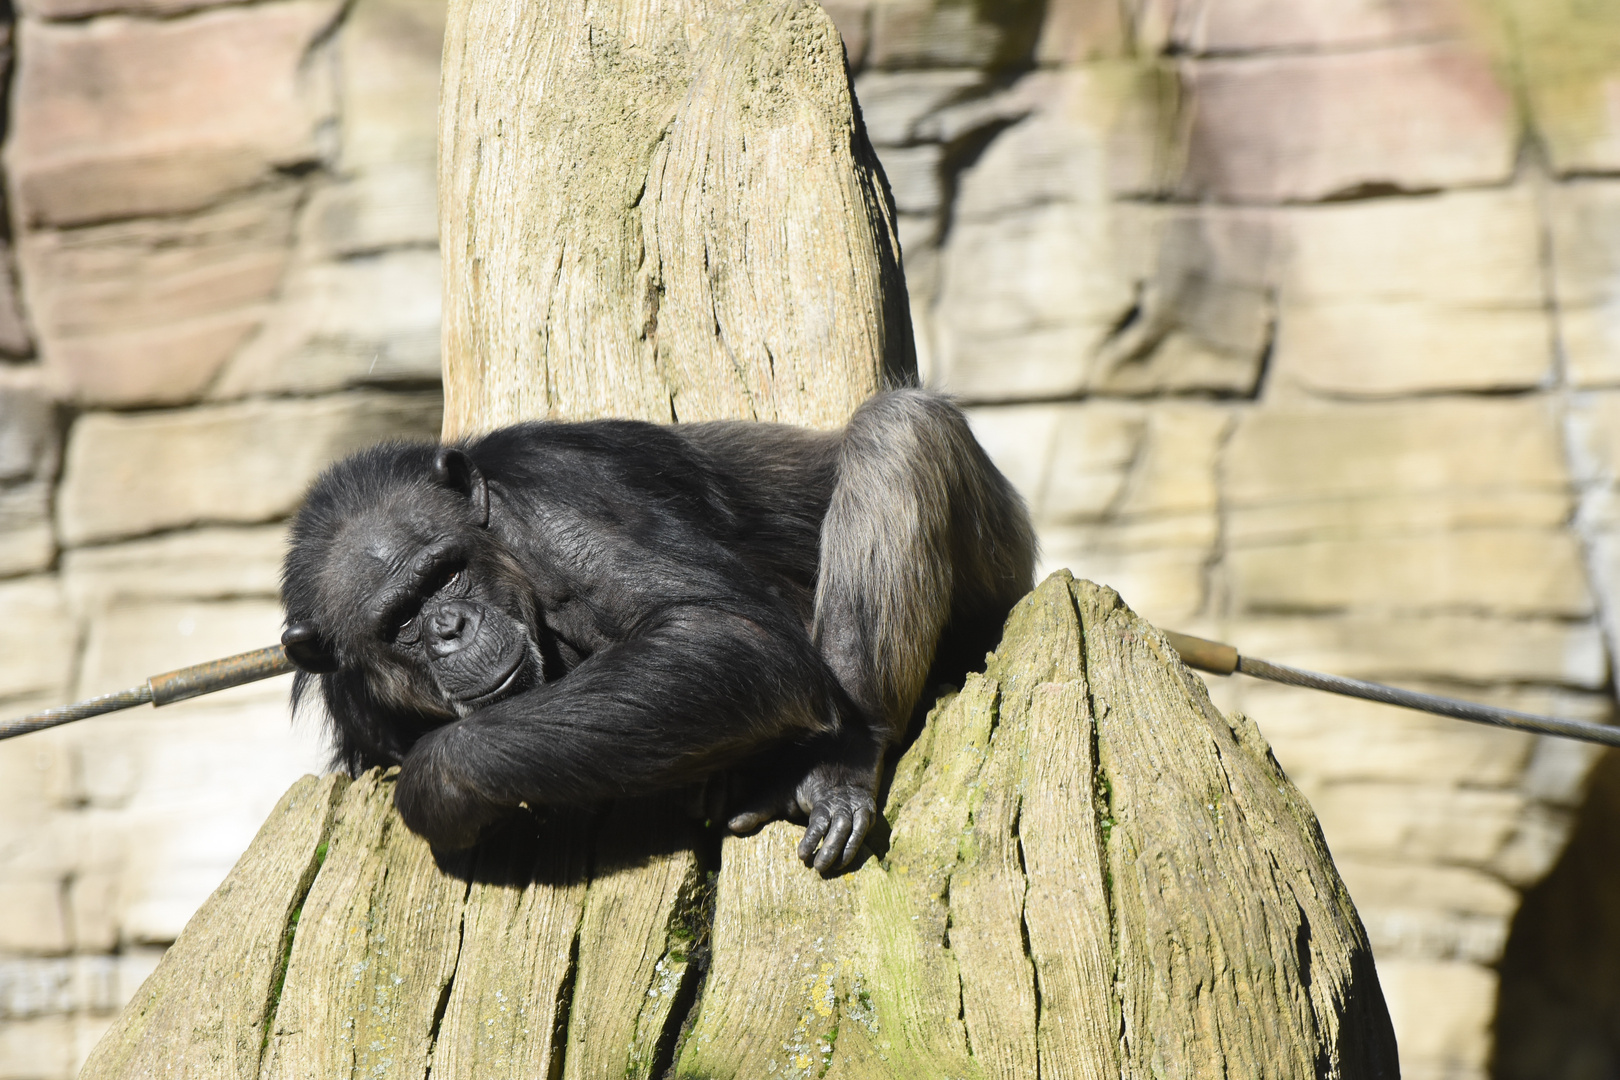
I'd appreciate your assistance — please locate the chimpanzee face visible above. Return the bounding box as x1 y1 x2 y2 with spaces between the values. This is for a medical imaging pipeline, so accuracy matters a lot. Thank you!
282 450 544 721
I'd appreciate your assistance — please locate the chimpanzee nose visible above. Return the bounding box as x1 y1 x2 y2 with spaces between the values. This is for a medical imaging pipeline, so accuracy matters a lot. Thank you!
426 603 481 658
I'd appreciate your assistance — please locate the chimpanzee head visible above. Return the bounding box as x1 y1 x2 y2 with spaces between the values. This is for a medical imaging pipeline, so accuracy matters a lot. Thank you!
281 443 544 770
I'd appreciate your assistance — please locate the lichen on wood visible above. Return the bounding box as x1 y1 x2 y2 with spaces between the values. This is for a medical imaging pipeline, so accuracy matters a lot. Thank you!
82 575 1397 1079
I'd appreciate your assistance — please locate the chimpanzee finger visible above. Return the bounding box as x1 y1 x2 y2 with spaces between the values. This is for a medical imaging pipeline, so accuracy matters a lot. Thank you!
814 813 854 875
799 811 831 865
727 808 775 835
840 805 872 868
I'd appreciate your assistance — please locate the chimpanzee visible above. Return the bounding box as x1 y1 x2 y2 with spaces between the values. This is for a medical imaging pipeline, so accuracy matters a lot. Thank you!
279 389 1035 872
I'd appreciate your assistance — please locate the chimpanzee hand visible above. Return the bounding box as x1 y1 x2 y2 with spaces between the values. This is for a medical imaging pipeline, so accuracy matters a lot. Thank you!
393 723 510 851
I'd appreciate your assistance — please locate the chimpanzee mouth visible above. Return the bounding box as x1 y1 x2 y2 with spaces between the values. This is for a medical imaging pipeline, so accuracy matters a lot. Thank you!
453 651 531 712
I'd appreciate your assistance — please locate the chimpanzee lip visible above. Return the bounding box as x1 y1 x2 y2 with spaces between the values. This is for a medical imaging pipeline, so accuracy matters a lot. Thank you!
455 651 527 708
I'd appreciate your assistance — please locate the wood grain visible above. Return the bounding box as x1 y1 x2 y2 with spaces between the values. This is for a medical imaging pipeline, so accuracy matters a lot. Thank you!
1020 681 1119 1080
260 769 470 1080
426 808 588 1080
1074 578 1400 1076
78 773 347 1080
438 0 911 437
562 800 706 1080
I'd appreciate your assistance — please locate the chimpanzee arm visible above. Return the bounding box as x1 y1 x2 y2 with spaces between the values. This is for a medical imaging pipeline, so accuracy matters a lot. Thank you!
393 602 873 856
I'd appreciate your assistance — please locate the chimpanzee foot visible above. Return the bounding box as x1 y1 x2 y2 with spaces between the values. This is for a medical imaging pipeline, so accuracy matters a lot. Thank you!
713 746 881 872
723 774 798 836
724 805 780 835
719 771 874 872
795 770 877 874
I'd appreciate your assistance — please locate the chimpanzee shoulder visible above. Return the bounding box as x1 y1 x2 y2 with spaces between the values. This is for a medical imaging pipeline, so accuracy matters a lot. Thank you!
462 418 839 601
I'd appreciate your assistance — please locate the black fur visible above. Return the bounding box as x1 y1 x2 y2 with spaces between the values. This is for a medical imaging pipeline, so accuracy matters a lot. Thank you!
281 389 1035 871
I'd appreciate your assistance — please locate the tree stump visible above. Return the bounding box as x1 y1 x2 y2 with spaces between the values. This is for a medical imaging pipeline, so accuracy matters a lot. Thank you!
82 574 1397 1078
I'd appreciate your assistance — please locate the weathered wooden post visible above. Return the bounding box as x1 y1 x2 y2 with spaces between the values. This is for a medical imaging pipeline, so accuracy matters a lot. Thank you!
81 0 1399 1075
436 0 913 434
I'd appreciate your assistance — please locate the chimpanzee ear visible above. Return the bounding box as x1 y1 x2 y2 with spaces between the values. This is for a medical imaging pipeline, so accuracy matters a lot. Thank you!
433 447 489 527
282 622 340 674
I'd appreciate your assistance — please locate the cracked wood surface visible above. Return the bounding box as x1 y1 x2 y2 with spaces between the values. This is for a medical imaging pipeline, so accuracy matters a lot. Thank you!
437 0 913 438
75 773 346 1080
259 771 468 1080
81 574 1398 1079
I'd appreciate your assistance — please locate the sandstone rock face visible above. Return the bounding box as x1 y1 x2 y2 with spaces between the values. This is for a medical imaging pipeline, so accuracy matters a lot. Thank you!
1271 189 1552 396
0 384 59 577
61 526 288 609
311 0 443 257
0 577 76 709
1179 44 1517 203
8 3 342 228
931 72 1134 400
0 0 447 1071
1550 182 1620 388
1509 0 1620 175
210 251 442 397
19 189 303 406
1379 958 1499 1074
56 393 442 546
968 400 1229 624
1171 0 1473 54
835 0 1045 71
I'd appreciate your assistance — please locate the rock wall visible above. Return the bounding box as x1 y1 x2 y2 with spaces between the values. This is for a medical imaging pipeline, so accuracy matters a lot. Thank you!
0 0 445 1073
0 0 1616 1077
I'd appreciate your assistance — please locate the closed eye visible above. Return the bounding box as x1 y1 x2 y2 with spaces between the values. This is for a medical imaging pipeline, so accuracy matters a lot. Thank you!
395 612 421 646
384 564 466 646
424 564 465 597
